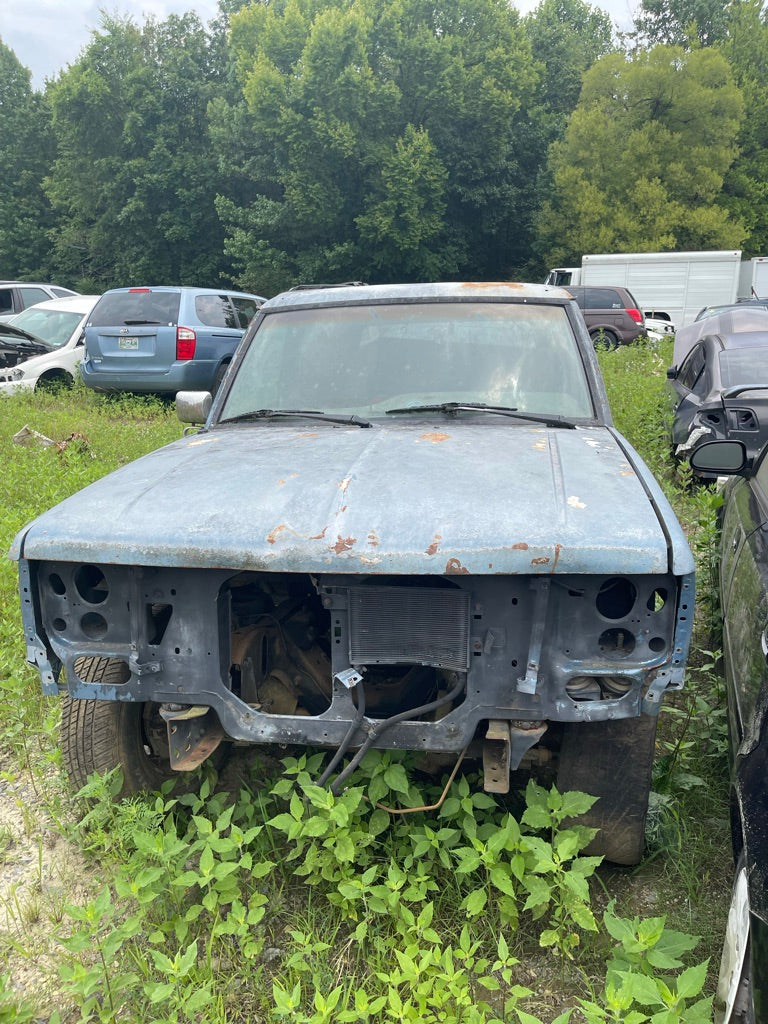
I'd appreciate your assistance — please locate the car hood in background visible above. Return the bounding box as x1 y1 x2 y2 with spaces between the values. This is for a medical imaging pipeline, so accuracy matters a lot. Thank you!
13 424 691 576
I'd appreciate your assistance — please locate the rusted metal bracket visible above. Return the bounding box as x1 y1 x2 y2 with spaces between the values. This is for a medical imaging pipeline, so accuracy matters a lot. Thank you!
483 720 511 793
161 704 224 771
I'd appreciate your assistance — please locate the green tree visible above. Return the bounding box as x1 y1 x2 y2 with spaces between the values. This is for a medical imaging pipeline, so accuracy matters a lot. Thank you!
0 40 57 280
632 0 734 47
537 45 745 266
721 0 768 258
45 12 230 291
215 0 540 293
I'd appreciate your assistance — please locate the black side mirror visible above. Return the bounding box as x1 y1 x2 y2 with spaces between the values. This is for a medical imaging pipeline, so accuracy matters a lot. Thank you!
666 367 678 380
690 439 748 475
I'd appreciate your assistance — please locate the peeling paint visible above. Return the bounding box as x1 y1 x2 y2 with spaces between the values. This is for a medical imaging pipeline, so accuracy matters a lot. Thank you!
309 527 328 541
552 543 563 571
420 432 450 444
512 542 529 550
367 531 380 547
567 496 586 509
445 557 469 574
531 556 550 566
340 477 351 494
333 535 356 554
267 525 287 545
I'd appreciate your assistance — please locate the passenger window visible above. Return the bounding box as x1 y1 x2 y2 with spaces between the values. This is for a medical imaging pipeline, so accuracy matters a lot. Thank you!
231 297 260 329
19 287 49 307
677 345 705 391
0 289 13 314
195 295 238 328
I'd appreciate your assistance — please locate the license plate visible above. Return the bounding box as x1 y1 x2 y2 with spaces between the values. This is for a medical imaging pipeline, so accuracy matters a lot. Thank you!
118 336 139 350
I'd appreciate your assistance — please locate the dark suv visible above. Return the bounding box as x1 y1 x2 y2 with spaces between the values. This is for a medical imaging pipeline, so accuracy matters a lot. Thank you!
81 286 266 395
567 285 646 347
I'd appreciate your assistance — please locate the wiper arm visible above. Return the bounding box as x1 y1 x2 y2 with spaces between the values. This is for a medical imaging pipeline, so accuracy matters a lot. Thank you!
385 402 576 429
123 319 163 326
221 409 372 428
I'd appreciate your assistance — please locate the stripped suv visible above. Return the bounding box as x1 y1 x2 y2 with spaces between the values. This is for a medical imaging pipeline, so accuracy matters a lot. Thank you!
12 283 694 864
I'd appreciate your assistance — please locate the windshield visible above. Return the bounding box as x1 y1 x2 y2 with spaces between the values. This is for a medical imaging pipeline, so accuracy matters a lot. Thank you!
220 301 594 422
10 308 84 349
719 348 768 388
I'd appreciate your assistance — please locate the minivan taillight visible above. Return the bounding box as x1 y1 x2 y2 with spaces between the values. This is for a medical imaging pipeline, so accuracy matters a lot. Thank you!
627 308 644 324
176 327 196 360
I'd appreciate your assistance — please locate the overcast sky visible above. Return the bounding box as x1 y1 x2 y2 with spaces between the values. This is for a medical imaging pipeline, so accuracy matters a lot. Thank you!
3 0 638 90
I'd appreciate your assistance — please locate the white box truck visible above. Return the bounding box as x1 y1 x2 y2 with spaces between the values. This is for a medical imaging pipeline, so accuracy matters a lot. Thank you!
545 250 759 330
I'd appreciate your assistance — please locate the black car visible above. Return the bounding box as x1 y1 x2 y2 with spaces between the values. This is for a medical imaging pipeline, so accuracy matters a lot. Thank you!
667 332 768 471
690 438 768 1023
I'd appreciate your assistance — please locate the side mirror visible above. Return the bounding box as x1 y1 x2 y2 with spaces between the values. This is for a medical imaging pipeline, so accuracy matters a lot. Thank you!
689 439 748 475
666 367 678 380
177 390 212 425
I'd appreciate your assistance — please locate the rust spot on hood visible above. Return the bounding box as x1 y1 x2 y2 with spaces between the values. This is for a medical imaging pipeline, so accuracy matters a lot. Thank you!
333 535 356 553
340 477 351 494
368 531 380 547
445 557 469 574
421 432 450 443
512 542 529 550
267 525 287 545
426 534 442 556
531 556 550 566
309 527 328 541
552 543 563 571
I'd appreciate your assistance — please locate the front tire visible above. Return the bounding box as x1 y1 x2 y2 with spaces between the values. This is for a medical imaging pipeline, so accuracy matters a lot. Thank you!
557 715 657 865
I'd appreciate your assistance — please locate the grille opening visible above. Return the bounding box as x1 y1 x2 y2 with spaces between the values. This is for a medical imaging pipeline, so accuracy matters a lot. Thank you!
49 573 66 596
647 588 667 612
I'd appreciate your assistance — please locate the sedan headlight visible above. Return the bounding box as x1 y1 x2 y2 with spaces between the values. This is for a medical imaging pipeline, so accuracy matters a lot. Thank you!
0 368 26 382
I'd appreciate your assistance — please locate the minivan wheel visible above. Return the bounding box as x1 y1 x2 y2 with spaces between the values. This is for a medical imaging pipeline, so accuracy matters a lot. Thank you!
590 329 618 350
212 361 230 394
556 715 657 865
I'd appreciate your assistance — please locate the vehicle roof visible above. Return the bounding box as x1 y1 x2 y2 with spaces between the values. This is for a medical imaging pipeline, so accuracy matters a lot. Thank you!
263 282 571 309
100 285 267 299
0 280 75 288
15 295 100 315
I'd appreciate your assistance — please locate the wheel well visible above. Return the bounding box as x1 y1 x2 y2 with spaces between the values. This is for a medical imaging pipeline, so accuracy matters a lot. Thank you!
36 369 73 389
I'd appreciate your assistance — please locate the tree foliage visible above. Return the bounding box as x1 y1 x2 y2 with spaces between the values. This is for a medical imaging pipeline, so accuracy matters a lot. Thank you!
721 0 768 258
0 40 57 279
217 0 540 292
44 13 229 291
537 45 745 265
632 0 733 48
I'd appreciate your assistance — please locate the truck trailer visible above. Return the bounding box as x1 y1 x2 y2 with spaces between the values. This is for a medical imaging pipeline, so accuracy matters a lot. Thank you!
545 251 766 330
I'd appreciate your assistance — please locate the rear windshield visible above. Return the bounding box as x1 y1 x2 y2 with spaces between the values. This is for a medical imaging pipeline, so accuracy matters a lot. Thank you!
221 301 594 421
719 348 768 388
88 290 181 327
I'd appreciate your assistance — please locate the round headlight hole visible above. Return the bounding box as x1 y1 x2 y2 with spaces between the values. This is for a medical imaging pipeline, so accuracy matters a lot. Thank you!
598 628 636 656
74 565 109 605
81 613 108 640
596 578 637 619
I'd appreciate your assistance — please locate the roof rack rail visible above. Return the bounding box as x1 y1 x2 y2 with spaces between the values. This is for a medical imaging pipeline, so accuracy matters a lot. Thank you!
288 281 367 291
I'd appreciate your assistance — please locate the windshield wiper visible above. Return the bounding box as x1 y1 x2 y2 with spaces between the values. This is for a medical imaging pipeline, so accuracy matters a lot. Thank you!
385 402 577 429
221 409 372 428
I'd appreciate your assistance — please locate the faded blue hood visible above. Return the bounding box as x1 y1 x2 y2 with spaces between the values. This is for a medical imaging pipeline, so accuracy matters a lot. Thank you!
13 423 692 576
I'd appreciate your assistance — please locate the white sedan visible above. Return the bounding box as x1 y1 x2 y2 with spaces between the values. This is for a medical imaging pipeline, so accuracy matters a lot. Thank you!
0 295 99 392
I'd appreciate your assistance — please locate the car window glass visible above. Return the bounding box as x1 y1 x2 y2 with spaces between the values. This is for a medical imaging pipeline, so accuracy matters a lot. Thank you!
51 287 76 297
719 348 768 389
231 297 260 329
88 291 180 326
0 289 13 314
753 446 768 500
221 302 594 420
195 294 239 328
10 308 83 348
584 288 622 310
678 345 705 391
19 287 50 307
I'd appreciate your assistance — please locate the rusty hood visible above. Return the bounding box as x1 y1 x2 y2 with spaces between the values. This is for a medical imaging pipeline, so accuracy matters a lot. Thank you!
12 423 691 576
